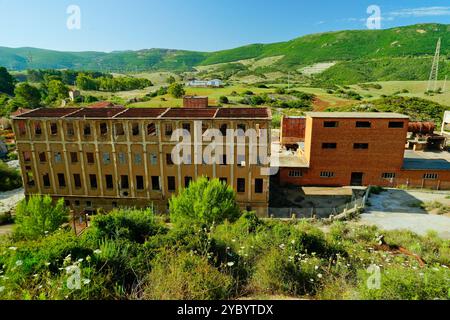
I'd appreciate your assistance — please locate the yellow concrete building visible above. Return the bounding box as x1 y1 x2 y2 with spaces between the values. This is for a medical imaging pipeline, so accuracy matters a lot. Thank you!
11 106 272 216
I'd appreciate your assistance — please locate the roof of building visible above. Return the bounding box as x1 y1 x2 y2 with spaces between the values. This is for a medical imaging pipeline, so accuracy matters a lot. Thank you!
11 107 271 120
304 112 409 119
403 150 450 170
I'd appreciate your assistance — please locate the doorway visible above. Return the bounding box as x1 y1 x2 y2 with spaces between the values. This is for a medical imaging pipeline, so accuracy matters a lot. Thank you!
351 172 364 186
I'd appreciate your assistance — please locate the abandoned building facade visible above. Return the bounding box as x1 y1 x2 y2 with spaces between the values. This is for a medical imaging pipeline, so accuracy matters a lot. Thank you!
279 112 450 190
11 105 272 216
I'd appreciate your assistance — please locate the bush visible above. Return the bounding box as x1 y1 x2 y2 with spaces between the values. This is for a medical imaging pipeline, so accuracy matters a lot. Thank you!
92 208 166 243
219 96 229 104
168 83 185 98
0 161 22 191
14 195 69 240
169 177 240 227
143 250 233 300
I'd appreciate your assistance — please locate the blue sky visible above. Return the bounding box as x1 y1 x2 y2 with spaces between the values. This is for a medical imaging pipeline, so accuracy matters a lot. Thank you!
0 0 449 52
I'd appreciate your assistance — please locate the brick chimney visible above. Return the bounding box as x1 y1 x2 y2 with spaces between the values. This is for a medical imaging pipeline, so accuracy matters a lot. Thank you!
183 96 209 108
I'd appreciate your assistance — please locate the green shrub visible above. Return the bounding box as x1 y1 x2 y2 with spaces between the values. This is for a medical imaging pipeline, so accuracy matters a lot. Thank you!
219 96 229 104
92 208 165 243
169 177 240 227
14 195 69 240
144 250 233 300
0 161 22 191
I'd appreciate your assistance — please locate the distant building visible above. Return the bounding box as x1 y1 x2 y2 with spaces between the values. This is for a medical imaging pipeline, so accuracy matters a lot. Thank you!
69 90 81 102
186 79 223 88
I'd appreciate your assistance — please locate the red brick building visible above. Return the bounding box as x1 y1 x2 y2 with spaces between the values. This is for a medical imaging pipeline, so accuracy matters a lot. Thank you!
279 112 450 190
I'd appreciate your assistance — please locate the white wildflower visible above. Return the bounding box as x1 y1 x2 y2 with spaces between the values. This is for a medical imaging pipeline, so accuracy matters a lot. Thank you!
227 262 235 267
82 279 91 285
94 249 102 255
8 247 17 251
15 260 23 267
318 273 323 279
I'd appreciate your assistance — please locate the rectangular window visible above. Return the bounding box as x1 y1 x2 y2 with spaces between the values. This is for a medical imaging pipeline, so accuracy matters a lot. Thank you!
73 174 82 189
288 170 302 177
54 152 62 163
132 123 140 136
57 173 66 188
166 153 174 165
105 175 114 190
100 123 108 135
324 121 338 128
89 174 98 189
34 122 42 135
70 152 78 163
423 173 438 180
151 176 160 191
165 124 173 136
136 176 144 190
182 123 191 135
237 154 246 167
23 151 32 162
26 169 35 187
354 143 369 150
18 121 26 136
103 152 111 165
237 178 246 193
322 143 337 149
67 123 75 136
382 173 396 179
167 176 176 192
220 124 228 136
255 179 264 194
84 124 91 136
50 123 58 135
202 123 209 135
134 153 142 165
118 152 127 165
221 154 227 165
86 201 92 208
237 124 246 135
147 123 157 136
150 153 158 165
86 152 95 164
219 177 227 185
115 123 125 136
184 176 193 188
356 121 371 128
39 152 46 163
320 171 335 178
43 173 51 188
389 121 404 128
121 175 129 189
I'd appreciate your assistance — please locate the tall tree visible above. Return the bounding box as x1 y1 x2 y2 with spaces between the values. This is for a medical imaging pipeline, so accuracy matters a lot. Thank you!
0 67 16 95
14 83 41 108
168 82 185 98
45 79 69 104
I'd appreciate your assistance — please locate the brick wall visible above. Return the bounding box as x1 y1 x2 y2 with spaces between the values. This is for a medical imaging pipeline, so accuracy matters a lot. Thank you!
183 96 209 108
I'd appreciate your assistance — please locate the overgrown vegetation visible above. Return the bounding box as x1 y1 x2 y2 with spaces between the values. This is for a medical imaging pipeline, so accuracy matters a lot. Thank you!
0 161 22 192
0 181 448 300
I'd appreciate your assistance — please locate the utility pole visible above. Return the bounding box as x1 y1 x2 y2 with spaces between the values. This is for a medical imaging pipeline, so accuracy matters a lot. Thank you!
427 38 441 92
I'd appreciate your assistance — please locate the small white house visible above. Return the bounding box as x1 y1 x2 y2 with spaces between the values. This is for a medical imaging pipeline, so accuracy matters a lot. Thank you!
186 79 223 88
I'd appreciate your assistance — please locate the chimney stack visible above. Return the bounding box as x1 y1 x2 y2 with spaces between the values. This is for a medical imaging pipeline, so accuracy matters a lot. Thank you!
183 96 209 108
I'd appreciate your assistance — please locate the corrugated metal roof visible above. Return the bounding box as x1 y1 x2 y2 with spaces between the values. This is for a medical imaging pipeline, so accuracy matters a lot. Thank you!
216 108 269 118
16 108 81 118
161 108 218 118
66 107 126 118
116 108 168 118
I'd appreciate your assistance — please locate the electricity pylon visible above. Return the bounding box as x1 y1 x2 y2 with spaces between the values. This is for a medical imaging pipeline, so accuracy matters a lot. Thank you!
427 38 441 92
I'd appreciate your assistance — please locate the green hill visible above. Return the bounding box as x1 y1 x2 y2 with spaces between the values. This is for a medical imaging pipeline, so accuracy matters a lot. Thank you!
1 23 448 83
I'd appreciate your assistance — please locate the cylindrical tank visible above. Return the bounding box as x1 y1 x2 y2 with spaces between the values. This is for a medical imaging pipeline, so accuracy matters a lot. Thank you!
408 122 435 135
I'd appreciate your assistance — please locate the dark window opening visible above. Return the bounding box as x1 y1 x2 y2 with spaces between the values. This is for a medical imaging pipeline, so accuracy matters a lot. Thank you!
220 124 228 136
147 123 156 136
89 174 98 189
165 124 173 136
121 175 129 189
74 174 82 189
39 152 47 163
356 121 371 128
322 143 337 149
105 175 114 189
255 179 263 194
65 200 71 207
151 176 160 191
67 123 75 136
34 122 42 135
57 173 66 188
23 151 32 162
184 176 193 188
87 152 95 164
354 143 369 149
43 173 51 188
100 123 108 136
324 121 339 128
167 176 176 192
50 123 58 135
115 123 125 136
70 152 78 163
84 124 91 136
237 178 246 193
389 121 404 128
182 123 191 134
166 153 174 165
26 169 35 187
136 176 144 190
132 123 140 136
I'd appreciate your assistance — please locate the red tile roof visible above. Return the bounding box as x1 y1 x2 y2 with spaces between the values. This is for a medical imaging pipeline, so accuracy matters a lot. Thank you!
116 108 168 118
16 108 81 118
161 108 218 119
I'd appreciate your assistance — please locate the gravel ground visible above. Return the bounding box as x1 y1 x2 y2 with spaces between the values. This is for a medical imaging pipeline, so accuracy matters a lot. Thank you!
0 188 25 215
360 189 450 239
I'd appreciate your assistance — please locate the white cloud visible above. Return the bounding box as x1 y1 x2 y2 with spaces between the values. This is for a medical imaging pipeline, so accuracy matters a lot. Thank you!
389 6 450 17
